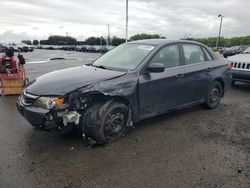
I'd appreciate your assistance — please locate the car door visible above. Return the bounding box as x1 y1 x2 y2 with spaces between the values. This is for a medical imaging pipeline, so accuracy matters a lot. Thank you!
138 43 187 116
180 43 212 103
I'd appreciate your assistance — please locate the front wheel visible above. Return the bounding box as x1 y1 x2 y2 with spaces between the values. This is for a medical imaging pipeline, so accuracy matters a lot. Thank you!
81 101 129 144
204 81 223 109
101 103 129 141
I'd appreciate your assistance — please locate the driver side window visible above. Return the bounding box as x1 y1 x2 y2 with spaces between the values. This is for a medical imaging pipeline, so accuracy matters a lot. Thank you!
150 44 180 69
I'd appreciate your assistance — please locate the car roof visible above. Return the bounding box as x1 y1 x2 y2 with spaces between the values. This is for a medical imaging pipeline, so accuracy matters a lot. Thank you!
128 39 204 46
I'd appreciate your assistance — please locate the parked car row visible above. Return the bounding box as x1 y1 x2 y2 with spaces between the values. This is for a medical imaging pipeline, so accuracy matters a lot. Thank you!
36 45 115 53
18 46 34 52
211 46 247 58
0 43 34 53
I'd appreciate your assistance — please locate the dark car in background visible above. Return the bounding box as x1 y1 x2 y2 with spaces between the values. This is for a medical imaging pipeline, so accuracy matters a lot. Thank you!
18 46 29 52
223 46 246 58
228 46 250 84
17 39 231 145
18 45 34 52
99 46 109 53
79 46 87 52
86 46 96 53
212 47 226 53
0 45 6 52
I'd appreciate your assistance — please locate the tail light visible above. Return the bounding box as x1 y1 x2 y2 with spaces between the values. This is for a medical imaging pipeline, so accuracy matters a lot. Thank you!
227 63 232 71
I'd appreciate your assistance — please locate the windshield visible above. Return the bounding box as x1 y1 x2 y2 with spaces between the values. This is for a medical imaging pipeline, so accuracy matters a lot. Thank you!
242 47 250 54
92 43 154 70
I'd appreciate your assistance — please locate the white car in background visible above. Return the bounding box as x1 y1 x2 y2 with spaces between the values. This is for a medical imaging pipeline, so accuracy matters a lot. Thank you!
228 46 250 85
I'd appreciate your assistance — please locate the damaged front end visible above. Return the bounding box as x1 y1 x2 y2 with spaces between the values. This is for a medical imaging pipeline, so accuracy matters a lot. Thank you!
17 90 93 134
16 66 137 145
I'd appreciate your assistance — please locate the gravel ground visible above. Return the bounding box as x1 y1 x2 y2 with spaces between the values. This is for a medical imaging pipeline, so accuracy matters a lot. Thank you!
0 50 249 188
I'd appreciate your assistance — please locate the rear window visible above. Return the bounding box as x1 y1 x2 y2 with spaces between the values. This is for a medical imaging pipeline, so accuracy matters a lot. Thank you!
202 47 213 61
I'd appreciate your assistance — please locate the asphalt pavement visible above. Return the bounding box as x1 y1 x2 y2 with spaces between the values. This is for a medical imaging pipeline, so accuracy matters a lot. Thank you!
0 50 249 188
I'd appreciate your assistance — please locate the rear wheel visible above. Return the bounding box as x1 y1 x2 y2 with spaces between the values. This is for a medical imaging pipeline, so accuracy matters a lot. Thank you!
204 81 223 109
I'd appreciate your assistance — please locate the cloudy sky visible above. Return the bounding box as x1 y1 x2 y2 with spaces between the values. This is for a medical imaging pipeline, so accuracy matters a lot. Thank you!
0 0 249 42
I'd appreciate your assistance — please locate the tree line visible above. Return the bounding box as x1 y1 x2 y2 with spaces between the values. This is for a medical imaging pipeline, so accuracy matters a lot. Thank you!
22 34 250 47
184 36 250 47
21 33 160 46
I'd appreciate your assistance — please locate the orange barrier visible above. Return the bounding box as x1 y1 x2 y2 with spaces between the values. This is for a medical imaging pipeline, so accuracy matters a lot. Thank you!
0 67 26 96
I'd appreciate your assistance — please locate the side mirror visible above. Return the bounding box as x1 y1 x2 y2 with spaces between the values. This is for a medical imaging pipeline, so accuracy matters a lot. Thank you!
147 63 165 73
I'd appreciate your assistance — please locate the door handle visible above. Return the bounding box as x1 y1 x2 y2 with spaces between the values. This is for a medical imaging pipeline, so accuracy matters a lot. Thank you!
176 74 184 78
206 68 213 72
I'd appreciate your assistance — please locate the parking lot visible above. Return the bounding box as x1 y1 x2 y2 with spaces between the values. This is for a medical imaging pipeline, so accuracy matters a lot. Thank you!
0 50 250 188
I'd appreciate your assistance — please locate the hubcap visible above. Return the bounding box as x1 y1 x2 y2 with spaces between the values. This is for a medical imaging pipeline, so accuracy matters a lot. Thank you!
209 87 219 103
104 111 126 140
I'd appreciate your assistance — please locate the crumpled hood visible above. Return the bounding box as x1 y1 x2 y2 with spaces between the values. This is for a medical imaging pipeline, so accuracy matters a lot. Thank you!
26 65 126 96
228 54 250 62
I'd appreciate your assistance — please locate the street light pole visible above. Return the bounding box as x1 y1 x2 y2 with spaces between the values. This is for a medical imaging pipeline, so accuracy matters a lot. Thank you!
107 24 110 46
216 14 224 48
126 0 128 43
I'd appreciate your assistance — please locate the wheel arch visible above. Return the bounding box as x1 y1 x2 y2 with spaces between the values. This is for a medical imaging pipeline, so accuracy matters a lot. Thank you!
80 93 133 144
86 92 131 107
213 77 225 97
85 92 133 118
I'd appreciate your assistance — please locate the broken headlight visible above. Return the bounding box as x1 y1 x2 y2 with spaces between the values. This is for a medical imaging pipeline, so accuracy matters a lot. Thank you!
33 97 64 109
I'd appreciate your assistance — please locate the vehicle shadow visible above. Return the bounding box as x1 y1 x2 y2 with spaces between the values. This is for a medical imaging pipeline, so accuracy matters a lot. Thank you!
23 103 205 150
232 82 250 92
134 105 203 130
20 103 224 187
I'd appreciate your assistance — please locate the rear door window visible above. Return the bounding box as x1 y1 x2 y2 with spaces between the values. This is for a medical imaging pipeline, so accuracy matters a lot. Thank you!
182 44 205 65
202 47 213 61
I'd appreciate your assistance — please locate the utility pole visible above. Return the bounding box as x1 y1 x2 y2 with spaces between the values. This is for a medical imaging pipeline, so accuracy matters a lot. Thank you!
126 0 128 43
107 24 110 46
216 15 224 48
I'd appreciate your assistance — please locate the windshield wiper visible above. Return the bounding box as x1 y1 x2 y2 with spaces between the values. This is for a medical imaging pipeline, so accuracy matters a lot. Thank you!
92 64 107 69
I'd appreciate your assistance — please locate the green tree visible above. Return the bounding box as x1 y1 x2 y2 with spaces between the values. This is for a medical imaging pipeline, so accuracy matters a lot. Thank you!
85 37 106 45
39 40 48 45
47 35 77 45
33 40 39 45
111 36 126 46
21 40 32 45
185 35 250 47
130 33 160 41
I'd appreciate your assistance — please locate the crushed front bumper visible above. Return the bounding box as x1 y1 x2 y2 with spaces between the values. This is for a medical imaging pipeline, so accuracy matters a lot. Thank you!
17 95 82 133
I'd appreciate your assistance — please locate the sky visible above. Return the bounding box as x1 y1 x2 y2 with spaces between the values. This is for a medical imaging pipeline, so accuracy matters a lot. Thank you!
0 0 249 43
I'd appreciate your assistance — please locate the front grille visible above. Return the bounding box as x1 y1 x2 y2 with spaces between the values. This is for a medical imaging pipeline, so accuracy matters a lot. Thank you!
231 62 250 71
21 91 39 106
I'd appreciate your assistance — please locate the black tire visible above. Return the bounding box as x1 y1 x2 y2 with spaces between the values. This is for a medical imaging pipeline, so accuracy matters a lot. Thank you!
81 101 129 144
204 81 223 109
